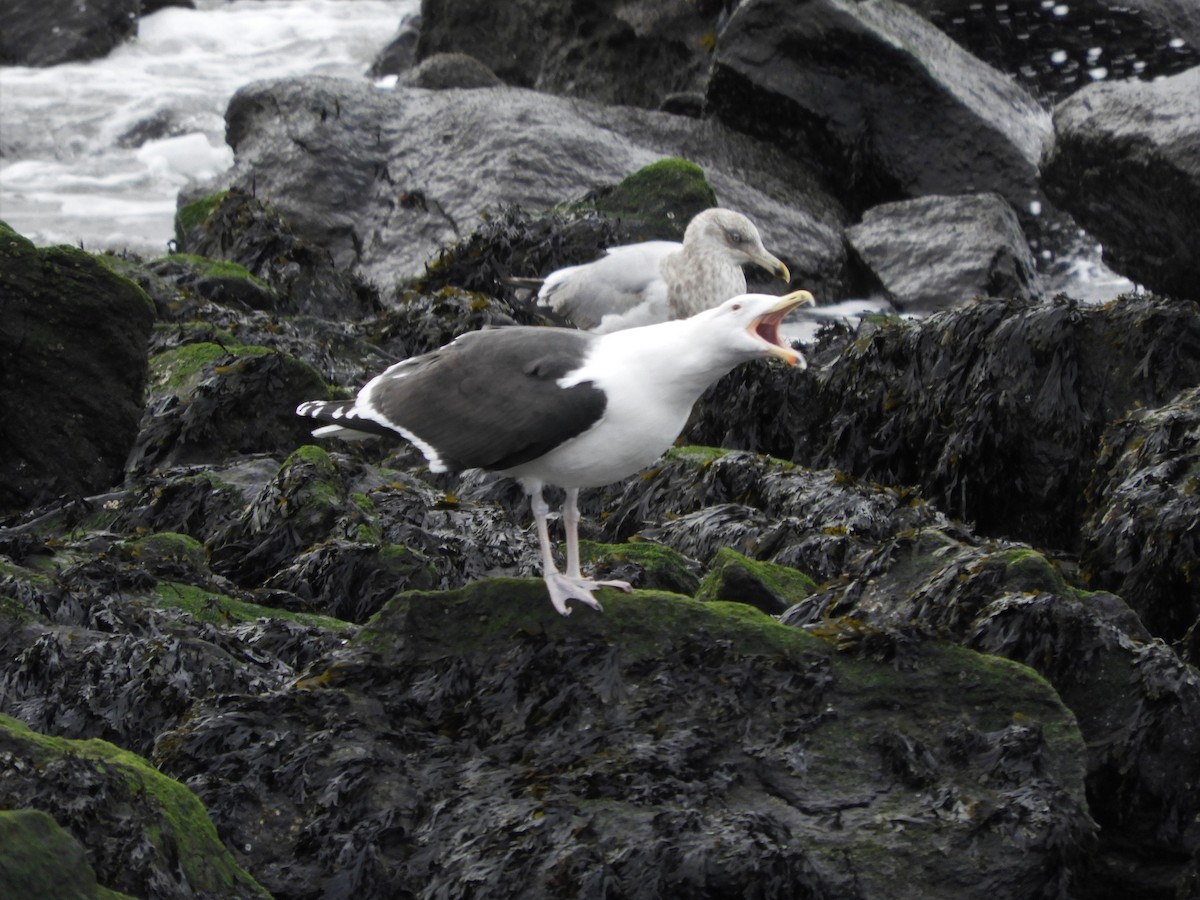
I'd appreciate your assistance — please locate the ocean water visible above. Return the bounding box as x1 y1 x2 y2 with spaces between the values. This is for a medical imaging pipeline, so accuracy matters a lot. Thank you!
0 0 414 257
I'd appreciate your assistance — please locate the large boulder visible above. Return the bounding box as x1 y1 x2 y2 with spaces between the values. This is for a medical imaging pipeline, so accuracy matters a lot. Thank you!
415 0 723 109
0 222 155 511
846 193 1040 312
0 0 139 66
155 580 1094 899
707 0 1052 215
781 532 1200 897
1042 66 1200 300
215 77 848 292
685 294 1200 551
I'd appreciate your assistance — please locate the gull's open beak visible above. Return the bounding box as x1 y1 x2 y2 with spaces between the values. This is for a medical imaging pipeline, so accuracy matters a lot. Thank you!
753 290 814 366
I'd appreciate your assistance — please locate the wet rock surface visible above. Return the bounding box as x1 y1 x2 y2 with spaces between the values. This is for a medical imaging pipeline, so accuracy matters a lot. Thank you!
1043 66 1200 301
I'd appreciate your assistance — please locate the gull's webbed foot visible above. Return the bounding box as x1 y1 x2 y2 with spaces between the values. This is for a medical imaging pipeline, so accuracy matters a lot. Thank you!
544 573 633 616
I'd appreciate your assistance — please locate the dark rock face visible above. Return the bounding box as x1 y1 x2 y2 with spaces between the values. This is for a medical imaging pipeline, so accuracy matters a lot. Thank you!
155 581 1093 900
416 0 723 109
1042 66 1200 301
1082 385 1200 652
780 532 1200 898
707 0 1052 215
0 224 155 512
0 0 139 66
846 193 1041 312
687 295 1200 552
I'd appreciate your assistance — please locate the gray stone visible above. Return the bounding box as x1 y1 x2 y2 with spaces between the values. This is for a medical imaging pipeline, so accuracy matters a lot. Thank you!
708 0 1052 215
217 77 848 292
846 193 1040 312
1043 66 1200 300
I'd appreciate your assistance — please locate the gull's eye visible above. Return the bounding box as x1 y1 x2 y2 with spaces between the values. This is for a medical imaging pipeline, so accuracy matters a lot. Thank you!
727 230 745 244
731 303 742 311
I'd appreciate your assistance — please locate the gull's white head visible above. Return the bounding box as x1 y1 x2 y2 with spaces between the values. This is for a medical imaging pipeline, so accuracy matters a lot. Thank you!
687 290 815 369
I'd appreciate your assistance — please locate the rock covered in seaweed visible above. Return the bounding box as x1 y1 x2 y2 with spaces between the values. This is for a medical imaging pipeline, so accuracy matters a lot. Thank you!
780 531 1200 897
154 579 1094 899
687 294 1200 552
1082 385 1200 653
0 713 269 899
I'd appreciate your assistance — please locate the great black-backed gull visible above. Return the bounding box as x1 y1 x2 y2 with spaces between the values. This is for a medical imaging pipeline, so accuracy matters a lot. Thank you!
296 290 814 614
534 208 791 333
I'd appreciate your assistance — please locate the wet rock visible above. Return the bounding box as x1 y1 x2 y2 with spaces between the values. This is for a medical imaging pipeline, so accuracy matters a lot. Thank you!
0 534 348 755
577 540 703 595
418 159 737 300
400 52 501 89
0 0 139 66
216 77 848 291
0 223 155 512
781 530 1200 897
687 294 1200 551
846 193 1041 312
708 0 1052 215
174 189 382 319
155 579 1094 899
908 0 1200 102
595 447 952 584
0 808 124 900
695 547 817 615
368 11 421 78
1082 385 1200 652
0 713 268 898
127 341 333 476
1042 66 1200 300
416 0 723 109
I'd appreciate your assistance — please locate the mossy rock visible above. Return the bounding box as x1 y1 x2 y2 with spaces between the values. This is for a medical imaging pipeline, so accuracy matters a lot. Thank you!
175 191 229 237
0 221 156 512
154 580 352 632
145 252 277 311
0 808 134 900
578 157 718 241
131 343 334 474
695 546 817 614
0 714 269 899
577 539 703 595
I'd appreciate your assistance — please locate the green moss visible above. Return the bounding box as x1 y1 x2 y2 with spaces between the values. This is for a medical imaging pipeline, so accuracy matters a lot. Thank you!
154 581 353 632
153 252 268 289
0 713 270 898
0 808 135 899
148 341 269 393
695 547 817 609
575 158 718 240
127 532 207 569
665 445 732 467
176 191 229 235
361 577 825 663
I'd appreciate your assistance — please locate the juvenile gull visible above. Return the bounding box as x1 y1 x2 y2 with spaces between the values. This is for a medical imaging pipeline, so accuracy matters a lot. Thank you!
535 208 791 333
296 290 815 615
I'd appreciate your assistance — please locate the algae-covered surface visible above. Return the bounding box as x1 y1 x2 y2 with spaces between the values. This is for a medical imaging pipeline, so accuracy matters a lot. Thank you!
154 579 1092 899
0 713 269 899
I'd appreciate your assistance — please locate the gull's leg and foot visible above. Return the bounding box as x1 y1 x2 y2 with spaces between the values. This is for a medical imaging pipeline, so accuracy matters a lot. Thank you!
529 485 629 616
562 487 632 598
